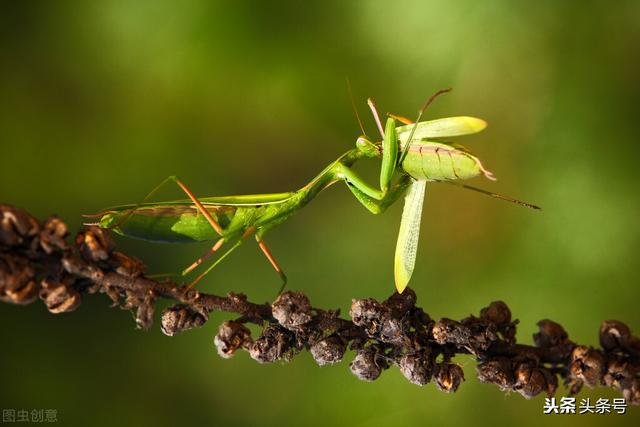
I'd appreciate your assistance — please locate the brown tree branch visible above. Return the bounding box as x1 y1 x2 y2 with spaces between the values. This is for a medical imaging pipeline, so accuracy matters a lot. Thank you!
1 204 638 404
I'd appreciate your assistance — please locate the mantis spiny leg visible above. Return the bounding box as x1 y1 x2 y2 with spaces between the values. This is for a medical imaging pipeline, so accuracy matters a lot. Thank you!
170 176 224 235
151 176 228 287
181 237 226 276
114 175 229 288
187 240 243 289
255 235 288 294
110 175 225 236
186 227 256 289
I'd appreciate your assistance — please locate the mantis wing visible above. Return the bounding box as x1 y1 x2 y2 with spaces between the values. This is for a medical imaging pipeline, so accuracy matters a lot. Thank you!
397 116 486 144
394 179 426 294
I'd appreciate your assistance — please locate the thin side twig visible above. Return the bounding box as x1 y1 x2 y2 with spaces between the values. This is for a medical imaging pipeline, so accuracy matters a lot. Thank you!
0 204 638 404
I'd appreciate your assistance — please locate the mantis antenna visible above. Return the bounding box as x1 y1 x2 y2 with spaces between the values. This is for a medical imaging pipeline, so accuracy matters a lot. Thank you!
346 77 368 138
442 181 541 210
398 88 452 165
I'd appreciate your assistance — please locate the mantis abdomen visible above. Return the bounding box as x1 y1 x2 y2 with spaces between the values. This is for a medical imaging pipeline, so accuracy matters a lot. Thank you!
97 191 306 244
402 141 494 182
98 205 236 243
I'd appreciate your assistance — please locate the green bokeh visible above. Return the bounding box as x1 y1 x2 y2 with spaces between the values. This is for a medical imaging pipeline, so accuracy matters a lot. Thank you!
1 1 639 426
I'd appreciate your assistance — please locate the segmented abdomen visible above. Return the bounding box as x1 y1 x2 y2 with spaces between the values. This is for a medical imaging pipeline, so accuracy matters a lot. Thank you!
98 204 237 243
401 141 482 181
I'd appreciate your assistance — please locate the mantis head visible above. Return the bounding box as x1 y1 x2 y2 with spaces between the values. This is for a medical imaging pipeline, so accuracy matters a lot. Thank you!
355 136 380 158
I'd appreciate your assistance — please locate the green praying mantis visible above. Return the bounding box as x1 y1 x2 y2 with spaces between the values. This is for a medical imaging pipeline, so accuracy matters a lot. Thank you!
90 89 540 294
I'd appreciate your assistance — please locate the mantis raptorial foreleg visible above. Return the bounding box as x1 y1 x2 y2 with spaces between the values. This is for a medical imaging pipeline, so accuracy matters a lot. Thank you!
366 99 399 193
334 116 401 210
335 164 385 200
379 117 398 193
346 175 411 214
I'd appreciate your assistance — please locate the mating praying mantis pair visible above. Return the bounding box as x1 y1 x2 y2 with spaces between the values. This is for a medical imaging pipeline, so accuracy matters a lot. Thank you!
90 89 539 294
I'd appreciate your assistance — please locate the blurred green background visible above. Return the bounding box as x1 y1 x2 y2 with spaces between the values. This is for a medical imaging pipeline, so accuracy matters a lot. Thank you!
1 0 639 426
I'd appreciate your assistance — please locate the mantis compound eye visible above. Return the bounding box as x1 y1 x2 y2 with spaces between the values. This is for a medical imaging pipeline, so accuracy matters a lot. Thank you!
356 136 379 157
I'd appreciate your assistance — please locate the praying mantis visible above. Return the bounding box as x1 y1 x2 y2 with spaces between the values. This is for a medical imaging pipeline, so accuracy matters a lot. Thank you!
90 90 539 294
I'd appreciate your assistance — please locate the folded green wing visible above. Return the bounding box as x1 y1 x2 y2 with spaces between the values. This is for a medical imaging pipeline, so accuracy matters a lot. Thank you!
397 116 486 144
394 179 426 293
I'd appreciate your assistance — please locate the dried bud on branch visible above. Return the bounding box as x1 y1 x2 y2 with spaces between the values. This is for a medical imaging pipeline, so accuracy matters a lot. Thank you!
310 334 346 366
398 349 434 386
249 325 296 363
161 304 209 336
534 319 570 348
76 227 114 262
271 291 312 329
0 205 39 247
39 278 81 314
214 321 252 358
434 363 465 393
0 253 38 305
350 348 385 382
